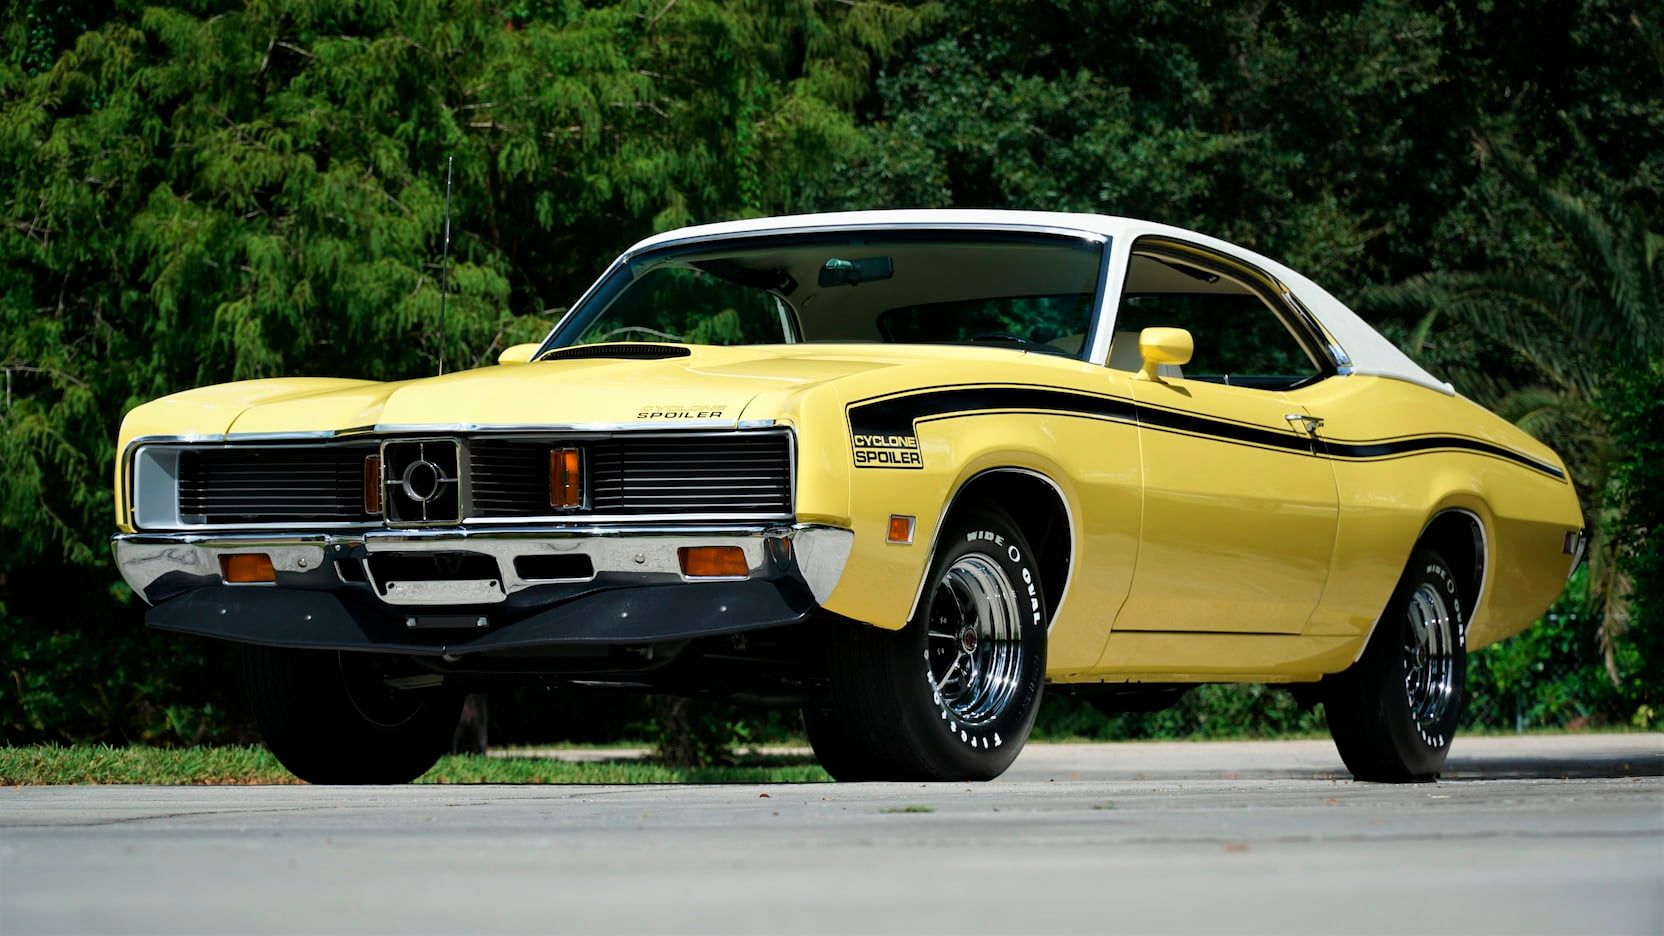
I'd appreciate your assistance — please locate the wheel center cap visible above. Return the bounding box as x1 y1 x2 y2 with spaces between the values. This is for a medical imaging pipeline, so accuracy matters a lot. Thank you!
958 626 978 654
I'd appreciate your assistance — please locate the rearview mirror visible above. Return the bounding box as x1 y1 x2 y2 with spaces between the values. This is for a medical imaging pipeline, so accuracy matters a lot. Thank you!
498 343 540 365
1137 327 1193 381
818 256 894 288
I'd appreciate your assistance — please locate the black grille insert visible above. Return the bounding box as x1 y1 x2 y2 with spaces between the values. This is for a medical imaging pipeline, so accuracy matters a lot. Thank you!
469 433 792 518
178 446 376 524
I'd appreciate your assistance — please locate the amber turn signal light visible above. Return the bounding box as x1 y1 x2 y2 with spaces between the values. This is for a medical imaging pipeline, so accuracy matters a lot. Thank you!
220 553 276 584
364 454 383 515
550 448 582 509
678 546 749 579
887 515 916 544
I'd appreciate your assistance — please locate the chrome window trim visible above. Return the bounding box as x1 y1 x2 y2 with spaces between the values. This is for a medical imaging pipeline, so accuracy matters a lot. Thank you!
1110 236 1343 383
124 426 796 532
1327 343 1356 376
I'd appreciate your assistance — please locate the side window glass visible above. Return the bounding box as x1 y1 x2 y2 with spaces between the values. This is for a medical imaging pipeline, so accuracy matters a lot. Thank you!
1112 251 1322 389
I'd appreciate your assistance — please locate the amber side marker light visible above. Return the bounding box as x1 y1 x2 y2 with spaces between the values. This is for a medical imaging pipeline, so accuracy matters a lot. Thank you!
364 455 383 515
887 515 916 545
678 546 749 579
550 447 582 508
220 553 276 584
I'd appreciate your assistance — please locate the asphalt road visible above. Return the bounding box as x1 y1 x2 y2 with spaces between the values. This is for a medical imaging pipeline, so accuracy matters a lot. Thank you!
2 735 1660 935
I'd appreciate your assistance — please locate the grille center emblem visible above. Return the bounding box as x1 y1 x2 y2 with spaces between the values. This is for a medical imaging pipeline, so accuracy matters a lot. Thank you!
400 459 444 503
381 439 462 524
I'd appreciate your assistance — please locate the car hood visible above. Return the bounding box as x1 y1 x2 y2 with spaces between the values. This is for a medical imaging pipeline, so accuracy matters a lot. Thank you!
217 345 920 436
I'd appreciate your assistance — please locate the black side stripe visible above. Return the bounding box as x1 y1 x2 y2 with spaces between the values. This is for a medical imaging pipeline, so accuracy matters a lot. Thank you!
848 386 1135 438
1321 434 1563 477
845 385 1566 481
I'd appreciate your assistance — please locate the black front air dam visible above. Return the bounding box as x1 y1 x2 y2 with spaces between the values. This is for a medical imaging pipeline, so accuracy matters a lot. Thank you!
146 580 818 656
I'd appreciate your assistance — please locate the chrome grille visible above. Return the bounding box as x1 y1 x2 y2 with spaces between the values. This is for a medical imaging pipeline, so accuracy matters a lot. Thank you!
177 446 375 524
469 433 792 518
158 431 792 527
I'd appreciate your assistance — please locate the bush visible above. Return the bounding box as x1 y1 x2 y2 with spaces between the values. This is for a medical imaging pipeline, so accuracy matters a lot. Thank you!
1034 685 1327 742
0 568 250 745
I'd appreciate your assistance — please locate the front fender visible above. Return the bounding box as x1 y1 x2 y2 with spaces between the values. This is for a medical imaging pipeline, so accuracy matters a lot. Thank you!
114 378 383 530
819 413 1140 679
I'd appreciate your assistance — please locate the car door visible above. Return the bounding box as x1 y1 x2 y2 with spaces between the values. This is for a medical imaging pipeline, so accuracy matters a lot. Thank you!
1108 239 1340 634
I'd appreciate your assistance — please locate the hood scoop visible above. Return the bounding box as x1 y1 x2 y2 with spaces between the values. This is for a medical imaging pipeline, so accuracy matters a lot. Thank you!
541 343 691 361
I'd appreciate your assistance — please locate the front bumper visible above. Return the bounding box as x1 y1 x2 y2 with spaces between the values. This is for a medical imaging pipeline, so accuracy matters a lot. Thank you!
112 524 852 656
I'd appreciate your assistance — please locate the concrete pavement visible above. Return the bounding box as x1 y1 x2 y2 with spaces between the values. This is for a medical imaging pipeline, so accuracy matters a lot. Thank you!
3 734 1660 934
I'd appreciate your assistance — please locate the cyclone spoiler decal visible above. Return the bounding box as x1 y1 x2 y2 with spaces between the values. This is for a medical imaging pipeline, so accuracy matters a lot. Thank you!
852 433 922 468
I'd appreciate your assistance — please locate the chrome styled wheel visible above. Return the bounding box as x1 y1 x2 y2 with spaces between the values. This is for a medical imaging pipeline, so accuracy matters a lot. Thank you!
1403 582 1457 734
806 504 1048 781
925 554 1025 727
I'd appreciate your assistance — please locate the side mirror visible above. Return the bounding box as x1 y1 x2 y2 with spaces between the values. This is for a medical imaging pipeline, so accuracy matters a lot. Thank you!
498 343 540 365
1137 327 1193 381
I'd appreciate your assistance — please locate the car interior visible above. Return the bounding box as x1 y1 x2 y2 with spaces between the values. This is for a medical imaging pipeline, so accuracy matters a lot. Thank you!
570 236 1104 356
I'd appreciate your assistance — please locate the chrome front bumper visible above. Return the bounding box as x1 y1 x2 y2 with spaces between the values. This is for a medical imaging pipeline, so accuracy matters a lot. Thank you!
113 523 852 607
112 524 854 656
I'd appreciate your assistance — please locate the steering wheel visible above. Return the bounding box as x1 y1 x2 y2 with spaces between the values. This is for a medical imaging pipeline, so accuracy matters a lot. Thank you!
592 325 686 343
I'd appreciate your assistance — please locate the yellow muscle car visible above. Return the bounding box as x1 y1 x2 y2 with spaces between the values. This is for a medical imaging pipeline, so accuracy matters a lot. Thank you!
112 211 1584 784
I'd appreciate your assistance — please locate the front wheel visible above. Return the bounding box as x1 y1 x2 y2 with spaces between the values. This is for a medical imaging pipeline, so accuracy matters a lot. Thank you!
242 646 463 784
806 505 1048 781
1324 546 1468 781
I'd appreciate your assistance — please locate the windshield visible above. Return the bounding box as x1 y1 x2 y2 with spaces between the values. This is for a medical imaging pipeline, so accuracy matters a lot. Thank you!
545 231 1106 358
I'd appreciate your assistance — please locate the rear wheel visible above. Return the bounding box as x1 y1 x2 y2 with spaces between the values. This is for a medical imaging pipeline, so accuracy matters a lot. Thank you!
243 646 463 784
1324 546 1467 782
806 505 1048 781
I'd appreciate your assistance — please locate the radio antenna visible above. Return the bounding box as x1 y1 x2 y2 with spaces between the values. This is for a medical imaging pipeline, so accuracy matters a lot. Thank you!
438 156 453 375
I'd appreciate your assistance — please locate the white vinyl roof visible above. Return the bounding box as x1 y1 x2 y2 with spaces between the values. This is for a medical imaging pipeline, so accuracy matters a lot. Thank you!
626 210 1454 395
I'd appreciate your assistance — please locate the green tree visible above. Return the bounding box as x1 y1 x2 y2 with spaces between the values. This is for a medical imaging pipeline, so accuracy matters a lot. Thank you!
0 0 936 742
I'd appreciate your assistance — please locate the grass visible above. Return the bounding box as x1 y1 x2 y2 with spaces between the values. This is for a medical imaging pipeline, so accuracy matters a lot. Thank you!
879 805 934 814
0 745 830 786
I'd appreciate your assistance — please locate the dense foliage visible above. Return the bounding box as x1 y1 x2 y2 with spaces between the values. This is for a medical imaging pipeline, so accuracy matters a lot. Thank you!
3 0 1658 746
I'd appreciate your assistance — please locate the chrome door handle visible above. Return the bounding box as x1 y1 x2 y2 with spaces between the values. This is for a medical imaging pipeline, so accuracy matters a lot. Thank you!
1284 413 1324 432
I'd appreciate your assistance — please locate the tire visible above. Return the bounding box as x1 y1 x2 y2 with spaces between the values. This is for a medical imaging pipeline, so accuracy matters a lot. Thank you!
801 705 883 781
242 646 463 784
809 505 1048 781
1324 546 1468 782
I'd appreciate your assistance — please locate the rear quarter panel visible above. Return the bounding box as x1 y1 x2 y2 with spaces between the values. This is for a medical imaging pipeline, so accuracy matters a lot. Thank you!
1292 376 1582 652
